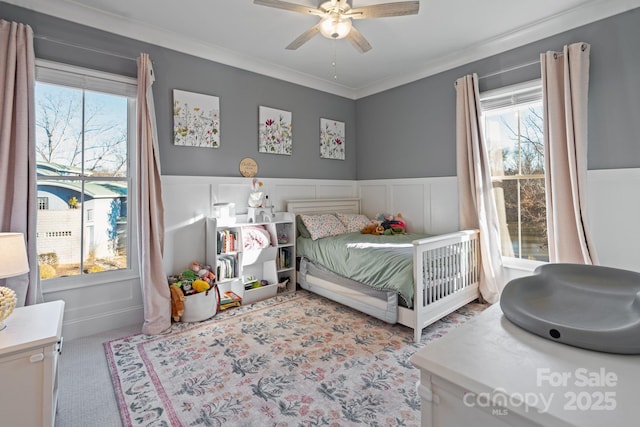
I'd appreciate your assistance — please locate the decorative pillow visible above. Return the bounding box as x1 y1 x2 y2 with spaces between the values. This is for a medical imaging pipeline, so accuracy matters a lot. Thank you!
300 214 347 240
296 215 311 239
242 226 272 251
335 213 373 233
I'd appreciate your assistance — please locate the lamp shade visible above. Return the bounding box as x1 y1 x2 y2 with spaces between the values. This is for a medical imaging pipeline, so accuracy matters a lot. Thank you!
319 15 352 40
0 233 30 279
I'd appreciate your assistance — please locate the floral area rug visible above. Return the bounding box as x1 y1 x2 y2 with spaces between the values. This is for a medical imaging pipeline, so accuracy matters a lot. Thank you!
105 290 486 427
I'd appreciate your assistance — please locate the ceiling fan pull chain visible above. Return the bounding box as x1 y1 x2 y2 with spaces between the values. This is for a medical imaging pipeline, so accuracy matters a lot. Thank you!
332 41 338 80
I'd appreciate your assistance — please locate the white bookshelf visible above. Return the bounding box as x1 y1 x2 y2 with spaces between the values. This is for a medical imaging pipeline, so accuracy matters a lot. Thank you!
206 212 296 304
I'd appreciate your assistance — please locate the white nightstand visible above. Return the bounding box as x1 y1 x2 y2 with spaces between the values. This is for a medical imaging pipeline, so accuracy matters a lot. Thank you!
0 300 65 427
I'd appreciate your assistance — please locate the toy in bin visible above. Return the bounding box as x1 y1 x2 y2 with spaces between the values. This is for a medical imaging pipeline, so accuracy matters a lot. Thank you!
167 261 220 322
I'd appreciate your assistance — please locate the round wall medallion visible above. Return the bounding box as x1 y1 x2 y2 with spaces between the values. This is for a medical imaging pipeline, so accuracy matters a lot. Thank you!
239 157 258 177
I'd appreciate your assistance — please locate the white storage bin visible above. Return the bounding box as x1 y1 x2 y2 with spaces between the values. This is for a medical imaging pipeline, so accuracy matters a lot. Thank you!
243 282 278 305
216 279 244 296
181 288 219 322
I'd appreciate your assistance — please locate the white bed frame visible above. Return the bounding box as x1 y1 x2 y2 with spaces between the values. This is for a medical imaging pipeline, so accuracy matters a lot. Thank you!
287 198 480 342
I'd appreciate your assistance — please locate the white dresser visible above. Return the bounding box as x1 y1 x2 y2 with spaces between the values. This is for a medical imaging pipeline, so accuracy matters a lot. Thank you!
0 300 65 427
410 304 639 427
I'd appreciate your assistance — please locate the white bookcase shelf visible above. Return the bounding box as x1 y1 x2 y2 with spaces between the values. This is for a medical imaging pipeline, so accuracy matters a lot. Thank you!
206 212 296 305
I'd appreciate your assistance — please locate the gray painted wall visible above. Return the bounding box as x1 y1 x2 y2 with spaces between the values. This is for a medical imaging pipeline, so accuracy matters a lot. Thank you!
1 2 357 180
355 8 640 179
3 3 640 181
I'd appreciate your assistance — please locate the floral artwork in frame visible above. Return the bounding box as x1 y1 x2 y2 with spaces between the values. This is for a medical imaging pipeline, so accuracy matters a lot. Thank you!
258 106 292 155
320 118 345 160
173 89 220 148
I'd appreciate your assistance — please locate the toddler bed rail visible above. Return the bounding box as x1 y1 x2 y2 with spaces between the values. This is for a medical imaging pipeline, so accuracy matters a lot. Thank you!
408 229 480 342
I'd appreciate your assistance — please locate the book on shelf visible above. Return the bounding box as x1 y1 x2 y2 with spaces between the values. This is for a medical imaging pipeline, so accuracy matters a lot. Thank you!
216 254 237 279
277 247 291 269
217 229 238 254
219 290 242 310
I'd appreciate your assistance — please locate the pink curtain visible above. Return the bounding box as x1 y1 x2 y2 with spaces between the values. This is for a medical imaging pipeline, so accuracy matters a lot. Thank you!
137 53 171 334
541 43 598 264
0 20 41 306
456 74 504 304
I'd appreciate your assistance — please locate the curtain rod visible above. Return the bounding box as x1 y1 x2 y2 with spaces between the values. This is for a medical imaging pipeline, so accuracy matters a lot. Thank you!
34 34 138 62
478 59 540 80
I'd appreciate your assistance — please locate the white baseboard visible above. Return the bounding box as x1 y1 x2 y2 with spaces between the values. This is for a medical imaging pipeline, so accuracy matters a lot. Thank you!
60 305 144 341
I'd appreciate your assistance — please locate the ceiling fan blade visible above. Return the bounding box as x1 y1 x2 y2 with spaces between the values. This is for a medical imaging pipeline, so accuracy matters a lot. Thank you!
346 26 372 53
286 23 322 50
348 1 419 19
253 0 324 16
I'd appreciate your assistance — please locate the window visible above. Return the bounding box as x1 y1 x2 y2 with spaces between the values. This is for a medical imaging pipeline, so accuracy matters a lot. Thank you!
480 80 549 262
35 60 137 282
38 197 49 210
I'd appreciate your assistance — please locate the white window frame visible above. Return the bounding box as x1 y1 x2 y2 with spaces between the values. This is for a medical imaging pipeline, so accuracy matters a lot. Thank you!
480 79 548 270
36 59 139 292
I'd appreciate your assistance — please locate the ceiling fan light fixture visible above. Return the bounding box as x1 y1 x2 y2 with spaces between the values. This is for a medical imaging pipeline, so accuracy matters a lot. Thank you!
254 0 419 52
319 14 352 40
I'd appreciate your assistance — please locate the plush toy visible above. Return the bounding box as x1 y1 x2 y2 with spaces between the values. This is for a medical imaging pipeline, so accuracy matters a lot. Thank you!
181 269 197 281
169 285 185 321
198 268 216 284
192 279 211 293
376 213 406 234
361 224 385 235
393 213 406 232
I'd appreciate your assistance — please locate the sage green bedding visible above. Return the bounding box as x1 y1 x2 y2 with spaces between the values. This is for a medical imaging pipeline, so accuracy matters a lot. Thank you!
296 232 431 306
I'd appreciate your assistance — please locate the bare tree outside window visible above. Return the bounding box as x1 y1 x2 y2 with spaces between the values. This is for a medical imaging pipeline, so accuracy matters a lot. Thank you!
35 81 131 280
483 102 549 262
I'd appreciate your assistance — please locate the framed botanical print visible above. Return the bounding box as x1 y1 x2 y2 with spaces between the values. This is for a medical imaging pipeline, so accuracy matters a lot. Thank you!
320 118 345 160
258 106 292 155
173 89 220 148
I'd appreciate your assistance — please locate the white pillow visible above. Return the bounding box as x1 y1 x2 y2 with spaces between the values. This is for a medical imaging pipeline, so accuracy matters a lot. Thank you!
300 214 347 240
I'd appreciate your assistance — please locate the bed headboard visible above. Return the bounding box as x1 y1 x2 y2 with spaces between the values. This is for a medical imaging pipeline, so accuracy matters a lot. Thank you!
286 198 361 215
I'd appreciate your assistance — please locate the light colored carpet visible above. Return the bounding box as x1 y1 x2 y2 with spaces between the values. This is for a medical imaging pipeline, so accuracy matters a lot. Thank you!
55 323 141 427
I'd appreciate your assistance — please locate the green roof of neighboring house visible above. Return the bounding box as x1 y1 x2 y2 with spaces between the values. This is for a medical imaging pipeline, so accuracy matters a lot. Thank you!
39 180 125 198
37 162 126 199
37 161 88 176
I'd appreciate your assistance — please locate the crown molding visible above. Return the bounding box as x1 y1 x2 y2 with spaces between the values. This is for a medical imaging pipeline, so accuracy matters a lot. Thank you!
354 0 640 98
5 0 640 99
4 0 358 98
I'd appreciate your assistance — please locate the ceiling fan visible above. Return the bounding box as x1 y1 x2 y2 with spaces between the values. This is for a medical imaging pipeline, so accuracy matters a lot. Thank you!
253 0 420 53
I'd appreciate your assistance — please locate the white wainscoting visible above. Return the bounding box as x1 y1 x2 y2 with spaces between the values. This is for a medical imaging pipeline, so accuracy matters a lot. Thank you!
52 168 639 340
358 177 459 234
163 176 459 276
359 170 640 280
499 168 640 286
44 275 143 341
587 168 640 272
162 176 358 274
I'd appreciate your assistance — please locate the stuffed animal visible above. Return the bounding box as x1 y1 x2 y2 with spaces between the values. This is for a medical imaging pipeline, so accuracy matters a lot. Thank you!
361 224 385 235
181 269 197 281
192 279 211 293
376 213 406 234
198 268 216 284
393 213 406 232
169 285 185 321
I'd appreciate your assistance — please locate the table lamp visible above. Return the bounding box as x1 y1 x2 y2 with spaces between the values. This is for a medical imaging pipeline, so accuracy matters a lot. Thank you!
0 232 30 331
